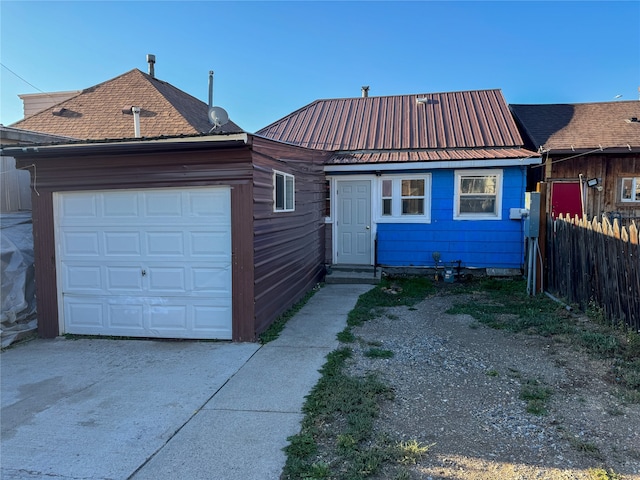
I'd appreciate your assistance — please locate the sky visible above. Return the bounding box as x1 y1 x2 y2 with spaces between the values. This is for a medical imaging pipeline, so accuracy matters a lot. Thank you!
1 1 639 133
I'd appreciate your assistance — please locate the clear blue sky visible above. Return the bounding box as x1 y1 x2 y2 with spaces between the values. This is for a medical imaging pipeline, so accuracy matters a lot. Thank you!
1 1 639 133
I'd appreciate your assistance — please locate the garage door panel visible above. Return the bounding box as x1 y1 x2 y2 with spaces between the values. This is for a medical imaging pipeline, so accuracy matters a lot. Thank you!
106 267 144 291
63 265 102 292
192 267 231 294
65 300 104 329
193 305 232 337
62 231 100 256
148 267 187 293
56 186 232 339
108 302 144 329
146 232 185 256
190 231 231 257
104 232 142 256
60 194 98 219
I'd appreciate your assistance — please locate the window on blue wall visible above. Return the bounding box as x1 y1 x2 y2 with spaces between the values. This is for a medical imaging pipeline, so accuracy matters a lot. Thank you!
274 170 294 212
454 169 502 220
378 174 431 222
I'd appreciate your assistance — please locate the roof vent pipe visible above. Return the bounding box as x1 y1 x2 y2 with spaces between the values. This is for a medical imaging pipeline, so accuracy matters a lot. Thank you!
208 70 214 109
147 54 156 78
132 106 141 138
361 86 369 98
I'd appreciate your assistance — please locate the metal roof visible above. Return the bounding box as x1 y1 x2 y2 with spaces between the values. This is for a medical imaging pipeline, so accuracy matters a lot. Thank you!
258 89 533 161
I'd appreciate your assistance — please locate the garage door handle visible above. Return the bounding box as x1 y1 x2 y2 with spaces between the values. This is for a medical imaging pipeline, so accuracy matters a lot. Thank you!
141 270 147 276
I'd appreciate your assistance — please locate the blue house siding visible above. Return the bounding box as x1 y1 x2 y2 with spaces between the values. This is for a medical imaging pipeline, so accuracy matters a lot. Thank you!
376 167 526 269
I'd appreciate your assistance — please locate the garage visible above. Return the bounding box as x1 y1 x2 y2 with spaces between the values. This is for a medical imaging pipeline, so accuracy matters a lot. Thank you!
54 186 232 339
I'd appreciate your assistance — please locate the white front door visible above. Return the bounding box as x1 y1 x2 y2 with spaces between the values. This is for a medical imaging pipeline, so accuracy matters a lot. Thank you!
55 186 232 339
336 180 371 265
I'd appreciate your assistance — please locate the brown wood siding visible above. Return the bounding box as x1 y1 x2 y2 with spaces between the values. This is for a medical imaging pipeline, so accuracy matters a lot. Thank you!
251 137 329 335
543 153 640 222
18 145 256 340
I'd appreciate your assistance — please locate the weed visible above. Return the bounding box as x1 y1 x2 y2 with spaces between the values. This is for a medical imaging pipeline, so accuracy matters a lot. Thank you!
394 440 434 465
337 329 355 343
568 436 602 459
520 378 552 415
485 369 499 377
364 348 394 359
587 468 623 480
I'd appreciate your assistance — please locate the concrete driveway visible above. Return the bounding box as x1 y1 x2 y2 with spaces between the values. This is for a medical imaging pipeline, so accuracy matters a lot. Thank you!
0 284 372 480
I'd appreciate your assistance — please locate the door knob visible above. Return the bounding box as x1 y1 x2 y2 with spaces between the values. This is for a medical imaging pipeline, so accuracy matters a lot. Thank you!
366 226 370 229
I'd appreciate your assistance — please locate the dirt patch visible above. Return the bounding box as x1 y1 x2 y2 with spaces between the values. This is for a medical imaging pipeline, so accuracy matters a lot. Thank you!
346 292 640 479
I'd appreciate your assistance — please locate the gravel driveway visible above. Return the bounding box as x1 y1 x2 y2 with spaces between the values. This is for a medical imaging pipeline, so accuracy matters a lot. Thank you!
346 291 640 479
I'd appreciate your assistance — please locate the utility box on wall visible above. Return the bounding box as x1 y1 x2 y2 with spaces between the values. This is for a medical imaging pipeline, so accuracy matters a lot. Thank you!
524 192 541 237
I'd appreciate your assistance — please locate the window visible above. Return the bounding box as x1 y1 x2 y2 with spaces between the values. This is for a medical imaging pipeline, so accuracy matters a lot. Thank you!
378 175 430 222
454 170 502 220
274 171 294 212
621 177 640 202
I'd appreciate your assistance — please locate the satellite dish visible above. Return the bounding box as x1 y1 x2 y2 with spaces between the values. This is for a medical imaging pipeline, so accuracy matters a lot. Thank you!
208 106 229 127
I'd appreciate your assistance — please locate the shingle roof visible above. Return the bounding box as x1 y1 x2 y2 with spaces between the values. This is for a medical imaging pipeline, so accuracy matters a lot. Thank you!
257 89 536 163
510 101 640 152
10 69 243 140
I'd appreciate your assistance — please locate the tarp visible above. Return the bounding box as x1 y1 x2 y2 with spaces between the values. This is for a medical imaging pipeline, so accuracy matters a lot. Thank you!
1 212 37 347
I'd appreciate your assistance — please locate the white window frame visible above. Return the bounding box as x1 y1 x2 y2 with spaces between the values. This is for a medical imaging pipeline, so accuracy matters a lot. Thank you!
273 170 295 212
620 176 640 203
454 169 503 220
375 174 431 223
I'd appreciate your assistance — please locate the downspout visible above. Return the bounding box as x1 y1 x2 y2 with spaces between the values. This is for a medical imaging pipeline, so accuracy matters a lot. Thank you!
132 106 141 138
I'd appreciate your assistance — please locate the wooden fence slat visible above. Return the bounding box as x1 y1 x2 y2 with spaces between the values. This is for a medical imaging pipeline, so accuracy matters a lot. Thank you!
547 215 639 331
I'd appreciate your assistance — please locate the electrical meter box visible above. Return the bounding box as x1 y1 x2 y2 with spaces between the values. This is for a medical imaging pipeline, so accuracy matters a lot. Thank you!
524 192 541 237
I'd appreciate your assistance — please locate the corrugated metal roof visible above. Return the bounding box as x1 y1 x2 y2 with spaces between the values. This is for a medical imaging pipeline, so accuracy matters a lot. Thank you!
511 101 640 152
258 89 530 156
11 69 244 140
328 148 538 164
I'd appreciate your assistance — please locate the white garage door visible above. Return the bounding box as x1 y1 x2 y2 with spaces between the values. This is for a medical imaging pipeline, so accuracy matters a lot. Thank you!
55 186 232 339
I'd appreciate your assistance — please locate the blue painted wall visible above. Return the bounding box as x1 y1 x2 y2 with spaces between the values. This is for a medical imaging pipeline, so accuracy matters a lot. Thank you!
376 167 526 269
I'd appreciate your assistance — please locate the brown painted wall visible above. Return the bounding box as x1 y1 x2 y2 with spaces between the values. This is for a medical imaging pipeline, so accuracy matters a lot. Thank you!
541 153 640 222
251 137 329 335
17 142 256 340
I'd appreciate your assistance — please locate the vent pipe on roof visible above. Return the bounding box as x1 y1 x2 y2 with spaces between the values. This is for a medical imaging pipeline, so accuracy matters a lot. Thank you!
361 86 369 98
147 54 156 78
132 106 141 138
208 71 214 109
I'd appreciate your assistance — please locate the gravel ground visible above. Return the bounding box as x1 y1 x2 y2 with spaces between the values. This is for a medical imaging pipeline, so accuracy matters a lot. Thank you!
345 291 640 479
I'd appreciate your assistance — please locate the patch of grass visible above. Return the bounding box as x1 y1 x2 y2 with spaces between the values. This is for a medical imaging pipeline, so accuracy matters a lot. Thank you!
394 440 434 465
447 278 640 399
485 369 499 377
587 468 623 480
520 378 553 415
364 348 394 359
337 329 355 343
568 436 602 460
282 345 400 479
259 284 321 343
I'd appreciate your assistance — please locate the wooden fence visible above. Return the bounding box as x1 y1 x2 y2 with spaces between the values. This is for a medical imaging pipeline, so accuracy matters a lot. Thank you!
546 215 640 331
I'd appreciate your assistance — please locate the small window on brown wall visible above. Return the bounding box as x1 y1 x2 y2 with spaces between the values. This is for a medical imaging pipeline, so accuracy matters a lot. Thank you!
325 180 331 217
621 177 640 202
274 170 294 212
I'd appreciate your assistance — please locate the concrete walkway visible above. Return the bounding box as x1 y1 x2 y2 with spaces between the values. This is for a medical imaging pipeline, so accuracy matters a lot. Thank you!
1 284 372 480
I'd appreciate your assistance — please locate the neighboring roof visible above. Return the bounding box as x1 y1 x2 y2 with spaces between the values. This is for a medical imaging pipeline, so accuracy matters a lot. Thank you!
0 125 76 146
10 69 243 140
510 101 640 153
257 89 537 164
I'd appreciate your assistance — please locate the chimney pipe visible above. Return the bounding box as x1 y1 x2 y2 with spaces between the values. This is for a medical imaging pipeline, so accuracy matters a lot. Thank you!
208 70 214 109
361 86 369 98
146 54 156 78
132 106 141 138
